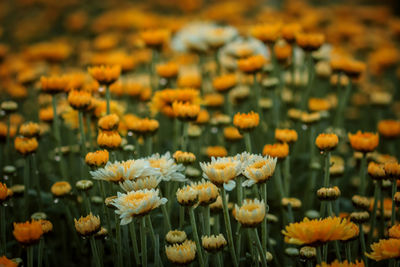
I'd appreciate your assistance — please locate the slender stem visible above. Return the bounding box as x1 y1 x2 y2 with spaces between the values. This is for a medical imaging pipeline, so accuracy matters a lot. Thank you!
105 86 111 115
52 95 67 178
31 154 43 211
244 132 252 153
140 217 147 267
146 215 162 266
115 214 123 267
287 203 294 223
145 136 152 156
379 181 385 238
323 152 331 187
323 244 328 263
359 153 367 196
221 187 238 267
38 238 44 267
23 156 30 217
0 205 5 255
283 155 291 196
334 77 352 129
5 115 11 165
253 74 261 115
28 245 34 267
252 228 267 267
181 122 189 151
334 240 342 261
300 53 314 110
78 111 87 156
369 182 379 243
392 179 397 226
90 236 102 267
129 222 140 266
261 183 268 251
99 181 117 262
316 246 322 264
160 204 172 231
189 207 205 267
359 224 368 267
236 176 244 259
204 206 211 235
85 113 93 151
345 241 352 262
179 205 185 229
275 164 286 200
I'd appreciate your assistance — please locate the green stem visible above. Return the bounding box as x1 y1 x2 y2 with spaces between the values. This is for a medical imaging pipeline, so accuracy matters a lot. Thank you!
23 156 30 217
129 222 140 266
261 183 268 252
85 113 93 151
359 153 367 196
392 179 397 226
221 187 238 267
359 224 368 267
253 74 261 115
323 152 331 187
52 95 67 179
179 205 185 229
5 115 11 165
334 77 351 129
300 53 314 110
28 245 34 267
31 154 43 211
160 203 172 231
105 86 111 115
0 205 5 255
140 217 147 267
379 181 385 238
181 122 188 151
78 111 87 157
90 236 102 267
275 164 286 200
115 214 123 267
283 155 291 196
204 206 210 235
322 243 328 262
316 246 322 264
252 228 267 267
334 240 342 261
244 132 252 153
38 238 44 267
146 215 162 266
345 241 352 262
369 182 379 243
145 136 152 156
189 207 205 267
99 181 117 262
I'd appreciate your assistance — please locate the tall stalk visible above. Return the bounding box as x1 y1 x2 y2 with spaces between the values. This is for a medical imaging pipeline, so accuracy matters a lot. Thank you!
221 187 238 267
188 207 205 267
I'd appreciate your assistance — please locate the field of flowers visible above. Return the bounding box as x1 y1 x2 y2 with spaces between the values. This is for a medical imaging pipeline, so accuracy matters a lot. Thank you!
1 0 400 266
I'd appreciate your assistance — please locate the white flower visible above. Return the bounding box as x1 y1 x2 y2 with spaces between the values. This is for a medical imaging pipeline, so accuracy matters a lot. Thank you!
234 199 265 227
119 176 161 192
145 152 186 182
242 154 277 187
200 157 242 191
112 189 167 225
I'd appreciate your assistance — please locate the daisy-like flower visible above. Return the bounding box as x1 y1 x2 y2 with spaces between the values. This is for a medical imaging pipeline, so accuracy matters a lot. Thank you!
234 199 266 227
366 238 400 261
119 176 161 192
242 154 277 187
165 240 197 265
200 157 242 191
112 189 167 225
145 152 186 182
317 260 365 267
90 159 160 183
282 217 359 246
191 179 219 205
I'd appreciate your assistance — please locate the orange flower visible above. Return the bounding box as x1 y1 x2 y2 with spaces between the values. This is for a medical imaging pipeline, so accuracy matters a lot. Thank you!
85 150 109 167
126 117 159 135
348 131 379 153
317 260 364 267
206 146 227 158
203 94 224 108
274 42 292 62
19 122 40 138
177 73 202 89
263 142 289 159
384 162 400 179
282 217 359 245
0 256 17 267
308 98 331 112
150 88 200 117
39 107 54 122
282 23 302 43
295 33 325 51
98 114 119 131
366 238 400 261
74 213 101 236
156 62 179 78
315 133 339 151
68 90 92 110
250 23 281 43
377 120 400 138
224 126 243 142
173 151 196 164
140 29 170 48
14 137 38 155
0 122 16 139
13 220 44 245
0 182 13 203
233 111 259 131
40 75 69 94
213 74 237 93
97 130 121 149
195 110 210 125
172 101 200 121
368 162 386 180
237 55 266 74
275 128 298 143
88 65 121 85
51 181 72 197
388 224 400 239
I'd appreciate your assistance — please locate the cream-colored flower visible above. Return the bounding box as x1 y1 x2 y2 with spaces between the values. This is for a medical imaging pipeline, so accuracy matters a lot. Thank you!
200 157 242 191
112 189 167 225
145 152 186 182
201 234 227 252
119 176 161 192
176 185 198 206
242 154 277 186
234 199 266 227
74 213 101 236
165 240 197 265
191 180 219 205
166 230 187 244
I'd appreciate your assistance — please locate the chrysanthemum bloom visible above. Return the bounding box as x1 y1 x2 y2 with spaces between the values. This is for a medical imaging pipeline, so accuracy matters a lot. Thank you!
295 33 325 52
300 112 321 124
119 176 161 192
317 186 341 201
282 23 302 43
98 114 119 131
274 42 292 63
317 260 365 267
195 110 210 125
341 59 366 79
13 220 44 245
67 90 92 110
308 98 331 112
350 211 370 224
378 120 400 138
202 234 227 252
233 111 259 131
275 128 298 144
0 255 17 267
74 213 101 236
237 55 266 74
282 198 302 210
40 75 69 94
234 199 265 227
223 126 243 142
165 240 196 265
172 101 200 121
0 182 13 203
203 93 224 109
145 152 186 182
173 151 196 164
14 137 38 155
19 122 40 138
262 142 289 159
39 107 54 122
250 23 281 44
176 185 198 206
348 131 379 153
177 73 202 89
394 192 400 207
242 155 277 187
200 157 242 190
191 180 219 205
76 180 94 191
0 122 16 140
166 230 187 244
156 62 179 79
140 29 170 49
51 181 72 197
299 246 316 260
315 133 339 151
112 189 167 225
282 217 359 246
384 162 400 179
37 219 53 234
90 159 160 183
352 195 370 210
88 65 121 86
366 238 400 261
97 130 121 149
388 224 400 239
85 150 109 167
206 146 228 158
368 162 386 180
213 74 237 93
126 116 159 136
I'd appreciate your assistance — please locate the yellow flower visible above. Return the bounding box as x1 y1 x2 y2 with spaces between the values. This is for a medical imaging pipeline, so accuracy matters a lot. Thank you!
275 128 298 143
176 185 198 206
348 131 379 153
206 146 228 158
200 157 242 190
201 234 227 252
263 142 289 159
233 111 259 131
165 240 196 265
242 155 277 186
166 230 187 244
156 62 179 78
317 260 365 267
173 151 196 164
366 238 400 261
237 55 266 74
98 114 119 131
14 136 38 155
19 122 40 138
388 224 400 239
282 217 359 245
191 179 219 205
88 65 121 85
119 176 161 192
40 75 69 94
224 126 243 142
74 213 101 236
51 181 72 197
377 120 400 138
0 256 17 267
315 133 339 151
67 90 92 110
172 101 200 121
213 73 237 93
0 182 13 203
234 199 265 227
97 130 121 149
85 150 109 167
